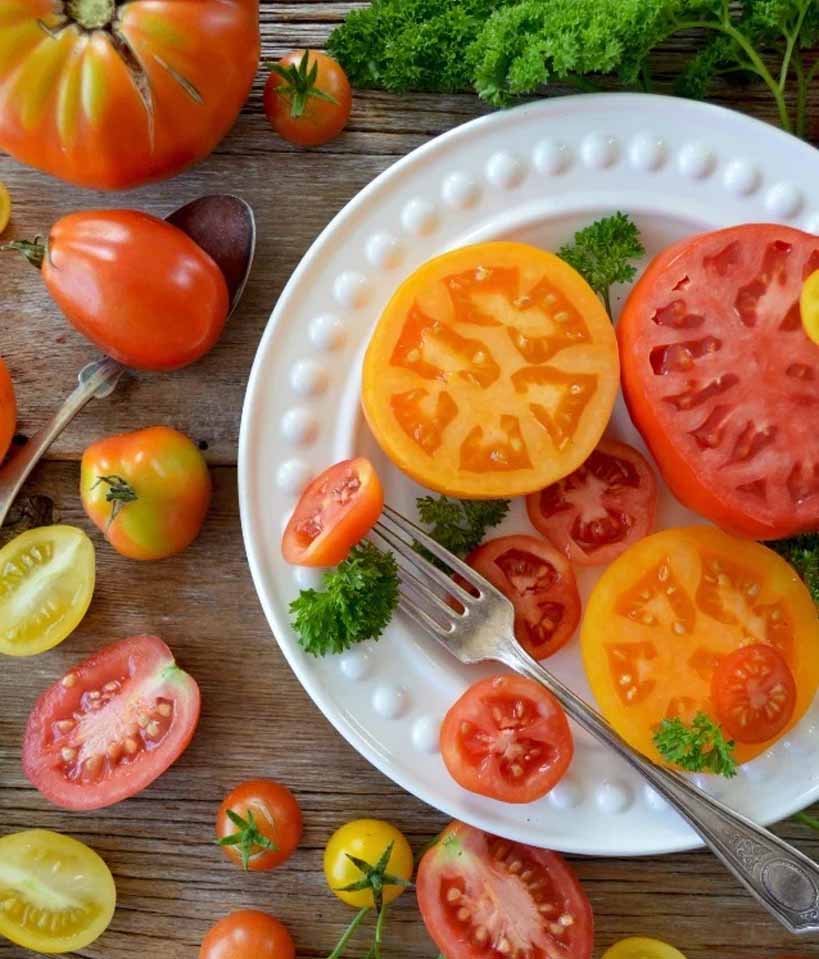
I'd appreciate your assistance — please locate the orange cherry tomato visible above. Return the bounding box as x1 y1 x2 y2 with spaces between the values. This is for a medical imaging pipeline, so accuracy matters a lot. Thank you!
712 644 796 744
0 357 16 465
81 426 211 561
216 779 302 871
199 910 295 959
0 0 259 189
264 50 352 147
362 242 619 498
281 458 383 567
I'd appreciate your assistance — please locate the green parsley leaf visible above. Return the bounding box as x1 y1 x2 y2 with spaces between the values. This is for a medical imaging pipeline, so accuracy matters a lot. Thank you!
416 495 510 563
289 542 399 657
767 533 819 611
653 711 738 778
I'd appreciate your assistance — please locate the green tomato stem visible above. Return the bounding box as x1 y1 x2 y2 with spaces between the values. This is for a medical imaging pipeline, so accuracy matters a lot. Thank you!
1 238 46 270
326 907 369 959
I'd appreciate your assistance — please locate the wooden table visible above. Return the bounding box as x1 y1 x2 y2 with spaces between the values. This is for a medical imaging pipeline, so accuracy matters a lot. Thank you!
1 5 818 958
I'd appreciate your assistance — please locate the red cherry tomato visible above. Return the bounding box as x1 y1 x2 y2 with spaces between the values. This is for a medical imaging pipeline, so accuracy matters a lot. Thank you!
526 439 657 565
467 535 581 660
440 675 573 803
0 357 16 465
712 643 797 744
216 779 302 871
282 458 383 566
199 910 295 959
264 50 352 147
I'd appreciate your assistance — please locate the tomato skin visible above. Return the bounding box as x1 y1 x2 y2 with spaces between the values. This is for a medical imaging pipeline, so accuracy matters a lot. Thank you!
282 458 383 566
324 820 413 908
802 269 819 345
468 535 581 660
216 779 303 871
199 910 295 959
440 674 573 803
602 937 688 959
81 426 212 560
42 211 229 371
417 821 593 959
23 635 201 810
264 51 352 147
0 356 15 464
0 0 259 189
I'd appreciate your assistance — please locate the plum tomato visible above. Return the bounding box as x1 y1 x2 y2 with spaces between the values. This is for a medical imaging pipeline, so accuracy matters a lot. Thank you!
323 819 413 909
440 675 573 803
199 910 295 959
417 821 593 959
0 356 15 464
216 779 303 871
23 635 201 810
468 535 581 660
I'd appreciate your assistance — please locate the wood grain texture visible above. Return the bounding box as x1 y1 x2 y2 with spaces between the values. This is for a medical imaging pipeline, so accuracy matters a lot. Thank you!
1 3 819 957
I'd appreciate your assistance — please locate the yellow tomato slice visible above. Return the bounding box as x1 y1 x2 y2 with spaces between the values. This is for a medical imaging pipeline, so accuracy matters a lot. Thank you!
362 242 619 497
581 526 819 765
0 830 116 953
602 937 688 959
0 182 10 235
801 269 819 346
0 525 95 656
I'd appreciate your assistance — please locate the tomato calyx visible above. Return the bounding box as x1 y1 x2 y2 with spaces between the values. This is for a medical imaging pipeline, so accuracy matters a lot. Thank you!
1 237 46 270
93 474 138 525
216 808 277 871
265 51 339 119
65 0 115 30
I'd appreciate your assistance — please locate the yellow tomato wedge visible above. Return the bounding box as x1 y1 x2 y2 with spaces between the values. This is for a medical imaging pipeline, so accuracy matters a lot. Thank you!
801 269 819 345
602 937 688 959
0 182 10 235
0 525 95 656
0 830 116 954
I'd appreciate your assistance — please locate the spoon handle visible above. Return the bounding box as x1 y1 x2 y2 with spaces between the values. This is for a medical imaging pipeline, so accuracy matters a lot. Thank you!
0 357 124 528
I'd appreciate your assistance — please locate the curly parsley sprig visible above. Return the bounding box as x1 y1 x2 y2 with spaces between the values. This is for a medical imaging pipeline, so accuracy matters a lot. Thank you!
768 533 819 611
653 711 738 778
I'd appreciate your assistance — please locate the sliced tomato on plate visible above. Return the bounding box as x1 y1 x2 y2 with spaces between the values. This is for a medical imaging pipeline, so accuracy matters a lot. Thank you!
417 821 593 959
281 457 383 566
526 439 657 565
23 635 200 810
619 223 819 539
468 535 581 660
440 675 573 803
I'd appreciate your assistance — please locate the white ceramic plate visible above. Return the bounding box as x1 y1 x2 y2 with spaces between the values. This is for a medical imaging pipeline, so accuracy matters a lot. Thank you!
239 93 819 856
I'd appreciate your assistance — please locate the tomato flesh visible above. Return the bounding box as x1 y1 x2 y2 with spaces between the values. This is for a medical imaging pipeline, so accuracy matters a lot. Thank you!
468 535 581 660
417 821 593 959
23 635 200 810
440 675 573 803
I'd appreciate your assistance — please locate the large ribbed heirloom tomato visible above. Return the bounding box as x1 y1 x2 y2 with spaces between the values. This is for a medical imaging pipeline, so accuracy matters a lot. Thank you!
0 0 259 189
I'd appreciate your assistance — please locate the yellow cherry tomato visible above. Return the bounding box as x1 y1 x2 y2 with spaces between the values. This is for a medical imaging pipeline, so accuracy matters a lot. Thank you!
0 182 10 235
602 937 688 959
323 819 413 908
800 269 819 345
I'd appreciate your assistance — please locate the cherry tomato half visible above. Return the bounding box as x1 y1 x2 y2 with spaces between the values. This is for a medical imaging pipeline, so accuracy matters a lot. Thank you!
324 820 413 909
282 457 383 567
440 675 573 803
0 356 16 464
216 779 303 871
199 910 295 959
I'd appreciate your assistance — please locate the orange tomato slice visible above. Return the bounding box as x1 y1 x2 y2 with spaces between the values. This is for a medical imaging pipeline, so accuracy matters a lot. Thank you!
361 242 619 498
581 526 819 765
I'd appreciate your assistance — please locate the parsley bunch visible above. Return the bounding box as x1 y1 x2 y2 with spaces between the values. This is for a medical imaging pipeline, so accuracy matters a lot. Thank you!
416 495 510 564
768 533 819 610
653 711 738 778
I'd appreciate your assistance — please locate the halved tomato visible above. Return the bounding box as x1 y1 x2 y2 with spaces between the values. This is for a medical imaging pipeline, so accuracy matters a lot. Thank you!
417 821 593 959
468 535 581 660
526 439 657 565
23 635 200 810
581 526 819 765
619 224 819 540
440 675 573 803
362 242 620 498
802 269 819 345
281 457 383 566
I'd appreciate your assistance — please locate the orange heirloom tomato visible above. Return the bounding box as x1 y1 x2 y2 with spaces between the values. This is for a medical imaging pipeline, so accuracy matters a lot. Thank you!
0 0 259 190
81 426 211 560
362 242 619 498
0 357 15 464
581 526 819 766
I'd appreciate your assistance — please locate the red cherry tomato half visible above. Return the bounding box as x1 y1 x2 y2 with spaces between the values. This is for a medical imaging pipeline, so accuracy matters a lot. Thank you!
440 675 573 803
468 535 581 660
199 910 295 959
417 821 593 959
216 779 302 871
23 635 200 810
712 643 796 744
526 439 657 565
282 457 384 566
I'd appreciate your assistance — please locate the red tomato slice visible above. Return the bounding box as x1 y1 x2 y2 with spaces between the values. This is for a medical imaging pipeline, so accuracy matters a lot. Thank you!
468 536 581 660
417 821 593 959
440 675 573 803
619 223 819 540
712 643 796 744
526 439 657 565
23 635 200 810
281 457 384 566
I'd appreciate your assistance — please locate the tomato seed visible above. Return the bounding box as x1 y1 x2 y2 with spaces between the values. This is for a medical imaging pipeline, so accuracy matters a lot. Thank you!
474 926 489 945
60 748 76 762
672 621 687 635
510 763 523 778
125 738 139 755
457 907 471 922
137 714 150 728
507 859 522 874
103 681 119 693
146 721 160 738
520 869 533 882
497 937 511 954
549 922 564 936
446 888 461 903
157 703 172 718
61 674 76 688
108 743 123 761
87 690 101 700
538 903 556 915
55 720 75 733
558 913 574 927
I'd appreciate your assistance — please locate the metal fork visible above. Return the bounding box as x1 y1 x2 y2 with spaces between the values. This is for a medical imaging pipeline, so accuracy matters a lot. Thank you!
371 505 819 936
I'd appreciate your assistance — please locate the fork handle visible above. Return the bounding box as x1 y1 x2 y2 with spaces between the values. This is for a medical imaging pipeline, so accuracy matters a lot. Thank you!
503 644 819 935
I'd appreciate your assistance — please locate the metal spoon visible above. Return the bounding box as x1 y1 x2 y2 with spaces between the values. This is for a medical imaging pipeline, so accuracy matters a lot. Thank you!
0 194 256 528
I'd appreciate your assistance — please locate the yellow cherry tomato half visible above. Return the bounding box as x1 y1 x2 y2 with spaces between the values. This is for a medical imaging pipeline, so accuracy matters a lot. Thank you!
0 829 116 954
0 525 95 656
323 819 413 908
602 938 688 959
0 182 10 235
800 269 819 346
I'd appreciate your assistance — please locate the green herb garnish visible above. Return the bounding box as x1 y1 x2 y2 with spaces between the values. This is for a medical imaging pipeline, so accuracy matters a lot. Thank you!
768 533 819 611
416 495 510 564
653 711 738 778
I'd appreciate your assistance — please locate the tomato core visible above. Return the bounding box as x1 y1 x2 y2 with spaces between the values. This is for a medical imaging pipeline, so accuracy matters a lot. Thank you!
66 0 115 29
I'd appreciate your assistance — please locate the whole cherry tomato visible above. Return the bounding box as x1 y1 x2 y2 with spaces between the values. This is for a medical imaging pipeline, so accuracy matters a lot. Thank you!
324 819 413 909
4 211 229 371
264 50 352 147
0 357 16 465
81 427 211 561
199 910 294 959
216 780 302 871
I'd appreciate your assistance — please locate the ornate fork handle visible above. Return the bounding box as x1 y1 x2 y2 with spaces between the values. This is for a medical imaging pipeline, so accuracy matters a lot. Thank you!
502 642 819 935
